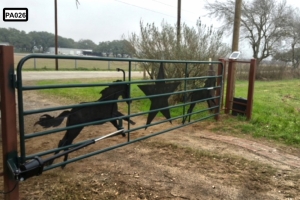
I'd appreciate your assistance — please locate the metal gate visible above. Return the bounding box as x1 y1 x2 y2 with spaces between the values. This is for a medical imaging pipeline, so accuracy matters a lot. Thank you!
1 46 224 198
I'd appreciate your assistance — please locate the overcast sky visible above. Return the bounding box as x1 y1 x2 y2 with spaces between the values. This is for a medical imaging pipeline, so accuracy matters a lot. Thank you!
1 0 300 57
2 0 214 42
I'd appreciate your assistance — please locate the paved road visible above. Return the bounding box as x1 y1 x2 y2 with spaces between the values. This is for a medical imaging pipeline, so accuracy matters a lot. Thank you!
21 71 144 80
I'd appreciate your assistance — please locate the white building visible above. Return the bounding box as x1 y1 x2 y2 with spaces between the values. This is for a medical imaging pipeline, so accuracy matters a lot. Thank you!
47 47 92 55
0 42 10 46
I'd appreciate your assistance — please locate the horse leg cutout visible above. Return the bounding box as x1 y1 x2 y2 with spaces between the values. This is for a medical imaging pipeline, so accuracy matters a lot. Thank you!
115 111 136 125
187 103 196 123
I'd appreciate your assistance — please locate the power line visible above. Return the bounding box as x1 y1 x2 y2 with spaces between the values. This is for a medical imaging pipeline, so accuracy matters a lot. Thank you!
114 0 196 24
151 0 198 15
152 0 175 8
114 0 176 19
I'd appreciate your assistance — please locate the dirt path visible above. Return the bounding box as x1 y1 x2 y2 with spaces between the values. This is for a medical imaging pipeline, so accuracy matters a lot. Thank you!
1 86 300 199
199 132 300 169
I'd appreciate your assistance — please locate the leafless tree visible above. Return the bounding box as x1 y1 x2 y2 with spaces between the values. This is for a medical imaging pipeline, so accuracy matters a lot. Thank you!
273 8 300 68
205 0 292 66
128 19 229 78
128 19 230 102
75 0 80 8
288 11 300 68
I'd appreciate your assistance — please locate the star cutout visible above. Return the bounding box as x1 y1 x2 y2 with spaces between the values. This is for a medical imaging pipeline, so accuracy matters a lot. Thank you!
138 63 180 127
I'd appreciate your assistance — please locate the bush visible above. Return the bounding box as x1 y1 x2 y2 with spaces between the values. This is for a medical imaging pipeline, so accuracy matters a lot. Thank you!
128 19 230 101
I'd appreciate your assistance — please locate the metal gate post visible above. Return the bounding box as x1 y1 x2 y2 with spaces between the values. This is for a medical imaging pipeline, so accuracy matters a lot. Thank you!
215 59 224 120
246 59 256 120
219 59 226 110
225 59 234 114
0 46 19 200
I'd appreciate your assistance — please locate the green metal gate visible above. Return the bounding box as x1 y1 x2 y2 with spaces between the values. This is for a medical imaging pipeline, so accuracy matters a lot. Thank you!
10 54 224 179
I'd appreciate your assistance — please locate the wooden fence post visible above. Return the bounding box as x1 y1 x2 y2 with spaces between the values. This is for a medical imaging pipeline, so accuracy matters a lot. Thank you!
0 45 19 200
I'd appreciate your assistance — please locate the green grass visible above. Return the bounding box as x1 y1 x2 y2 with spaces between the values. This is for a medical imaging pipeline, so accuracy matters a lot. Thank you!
35 78 300 146
219 80 300 146
37 79 107 102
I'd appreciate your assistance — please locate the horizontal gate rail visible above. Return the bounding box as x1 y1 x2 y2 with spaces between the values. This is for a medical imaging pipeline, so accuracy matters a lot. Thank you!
23 82 221 116
21 76 221 91
14 54 224 173
26 105 220 162
24 95 219 140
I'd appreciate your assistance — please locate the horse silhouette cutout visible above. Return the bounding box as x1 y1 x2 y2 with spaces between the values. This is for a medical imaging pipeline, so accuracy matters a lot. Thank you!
182 78 217 124
34 80 134 168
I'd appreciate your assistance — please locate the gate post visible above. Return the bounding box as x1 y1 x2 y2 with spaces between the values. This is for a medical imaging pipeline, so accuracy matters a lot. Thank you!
225 59 234 114
246 59 256 120
215 59 225 120
0 46 19 200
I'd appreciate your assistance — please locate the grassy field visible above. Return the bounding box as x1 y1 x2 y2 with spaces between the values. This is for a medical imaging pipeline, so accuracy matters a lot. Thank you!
218 79 300 146
241 80 299 143
35 78 300 147
14 53 140 71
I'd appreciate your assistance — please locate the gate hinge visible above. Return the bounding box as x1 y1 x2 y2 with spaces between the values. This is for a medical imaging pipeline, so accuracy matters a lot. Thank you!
10 71 17 89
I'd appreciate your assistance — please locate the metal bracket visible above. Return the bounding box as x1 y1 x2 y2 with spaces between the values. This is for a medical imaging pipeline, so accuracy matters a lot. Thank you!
6 151 19 181
8 68 16 89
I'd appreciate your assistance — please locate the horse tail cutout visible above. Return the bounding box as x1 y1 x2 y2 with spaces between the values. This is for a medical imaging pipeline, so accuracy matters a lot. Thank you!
34 110 71 128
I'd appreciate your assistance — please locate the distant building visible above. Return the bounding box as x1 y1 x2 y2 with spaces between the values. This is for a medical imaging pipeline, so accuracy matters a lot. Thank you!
0 42 10 46
82 50 101 56
47 47 93 55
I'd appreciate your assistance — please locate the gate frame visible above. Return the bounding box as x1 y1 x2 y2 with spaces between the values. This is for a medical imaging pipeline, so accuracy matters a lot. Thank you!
221 58 256 120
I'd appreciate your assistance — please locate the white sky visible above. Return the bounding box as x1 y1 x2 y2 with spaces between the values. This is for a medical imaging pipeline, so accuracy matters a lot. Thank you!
1 0 300 57
1 0 212 43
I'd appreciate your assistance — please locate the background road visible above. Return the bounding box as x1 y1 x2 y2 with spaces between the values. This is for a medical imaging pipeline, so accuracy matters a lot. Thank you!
21 71 143 80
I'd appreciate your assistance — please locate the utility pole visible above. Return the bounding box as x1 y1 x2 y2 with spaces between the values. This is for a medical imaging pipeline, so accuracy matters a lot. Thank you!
54 0 58 70
231 0 242 95
232 0 242 52
177 0 181 48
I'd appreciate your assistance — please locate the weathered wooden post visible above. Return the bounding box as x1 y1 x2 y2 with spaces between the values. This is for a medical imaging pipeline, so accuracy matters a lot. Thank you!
0 45 19 200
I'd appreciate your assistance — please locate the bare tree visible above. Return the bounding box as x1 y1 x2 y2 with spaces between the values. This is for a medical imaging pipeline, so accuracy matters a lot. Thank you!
75 0 80 8
128 19 229 78
289 12 300 68
128 19 230 102
273 8 300 68
205 0 292 66
273 48 300 69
